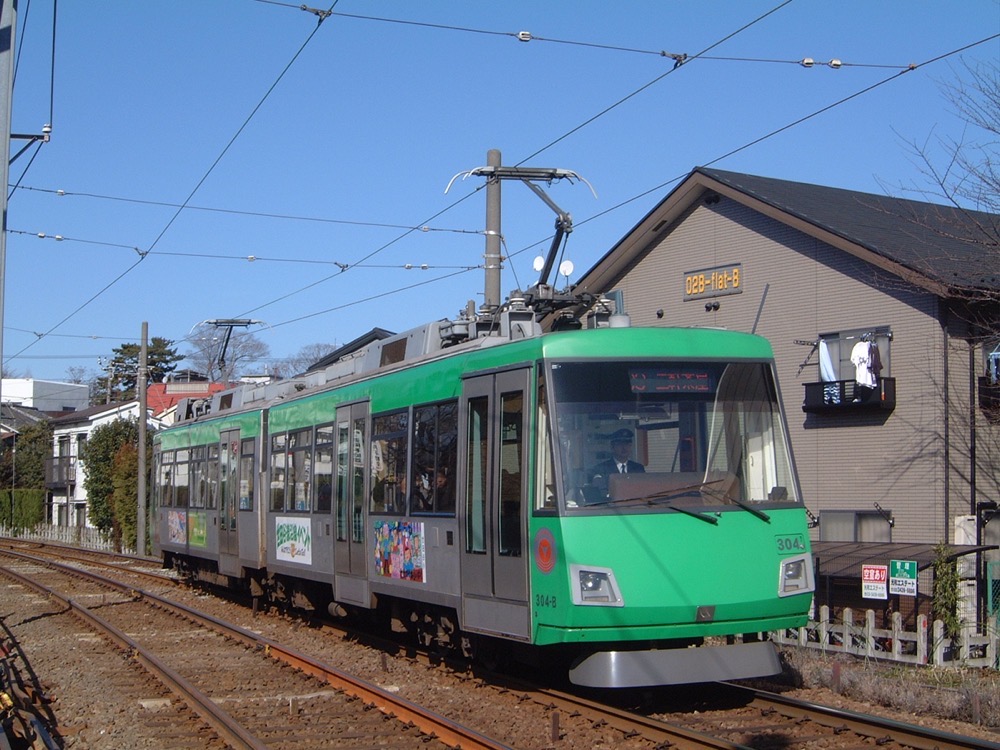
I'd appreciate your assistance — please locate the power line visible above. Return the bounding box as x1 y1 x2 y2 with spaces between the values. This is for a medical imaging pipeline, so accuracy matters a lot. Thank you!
516 0 797 166
504 32 1000 268
233 187 483 318
7 228 482 269
13 184 479 235
252 2 912 70
4 1 340 370
144 4 338 255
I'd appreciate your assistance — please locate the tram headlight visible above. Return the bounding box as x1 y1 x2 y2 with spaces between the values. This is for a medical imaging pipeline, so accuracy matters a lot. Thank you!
778 553 815 597
569 565 624 607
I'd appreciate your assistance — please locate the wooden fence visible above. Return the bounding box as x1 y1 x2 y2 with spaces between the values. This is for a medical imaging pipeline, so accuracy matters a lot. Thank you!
772 604 998 668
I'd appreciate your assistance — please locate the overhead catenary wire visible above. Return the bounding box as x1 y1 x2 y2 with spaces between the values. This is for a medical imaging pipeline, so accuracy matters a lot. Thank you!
8 5 996 371
15 31 998 361
11 185 480 235
8 228 480 269
218 1 794 324
253 1 912 70
4 1 340 368
502 32 1000 262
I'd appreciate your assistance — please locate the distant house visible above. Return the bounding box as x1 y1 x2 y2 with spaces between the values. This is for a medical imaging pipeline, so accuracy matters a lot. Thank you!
147 379 227 425
1 378 89 413
0 402 47 447
44 402 164 527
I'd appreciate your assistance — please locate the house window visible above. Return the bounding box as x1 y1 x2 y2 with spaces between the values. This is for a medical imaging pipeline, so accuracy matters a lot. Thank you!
819 509 893 542
803 326 895 413
979 343 1000 422
819 327 891 390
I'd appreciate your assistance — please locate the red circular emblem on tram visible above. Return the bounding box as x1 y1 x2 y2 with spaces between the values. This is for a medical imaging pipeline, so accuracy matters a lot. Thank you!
534 528 556 574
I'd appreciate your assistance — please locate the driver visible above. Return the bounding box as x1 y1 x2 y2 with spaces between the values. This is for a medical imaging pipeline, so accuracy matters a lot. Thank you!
590 428 645 487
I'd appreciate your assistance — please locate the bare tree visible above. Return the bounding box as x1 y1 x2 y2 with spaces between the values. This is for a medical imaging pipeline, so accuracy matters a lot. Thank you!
65 365 91 384
896 59 999 251
185 324 272 385
283 342 337 377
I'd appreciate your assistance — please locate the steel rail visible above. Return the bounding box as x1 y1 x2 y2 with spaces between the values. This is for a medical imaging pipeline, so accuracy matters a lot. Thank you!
0 561 269 750
487 676 754 750
736 684 1000 750
0 548 510 750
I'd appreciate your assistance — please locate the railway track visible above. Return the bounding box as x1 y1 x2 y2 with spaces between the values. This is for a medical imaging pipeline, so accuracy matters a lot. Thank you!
0 547 508 749
496 678 1000 750
1 540 995 750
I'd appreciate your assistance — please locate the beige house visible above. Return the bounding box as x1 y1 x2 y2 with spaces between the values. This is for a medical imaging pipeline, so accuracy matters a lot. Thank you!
573 168 999 617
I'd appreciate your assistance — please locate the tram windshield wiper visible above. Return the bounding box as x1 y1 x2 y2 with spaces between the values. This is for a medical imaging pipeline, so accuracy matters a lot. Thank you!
587 480 724 524
700 484 771 523
662 502 719 525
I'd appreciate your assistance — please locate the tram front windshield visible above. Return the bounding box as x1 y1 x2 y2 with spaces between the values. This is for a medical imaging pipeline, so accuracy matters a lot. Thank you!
546 360 800 512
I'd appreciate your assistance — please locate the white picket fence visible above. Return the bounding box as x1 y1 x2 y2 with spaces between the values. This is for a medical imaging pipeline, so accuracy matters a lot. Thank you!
772 604 998 668
0 523 133 555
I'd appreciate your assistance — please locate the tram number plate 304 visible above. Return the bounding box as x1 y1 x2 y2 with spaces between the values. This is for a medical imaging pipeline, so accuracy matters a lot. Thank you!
775 534 806 553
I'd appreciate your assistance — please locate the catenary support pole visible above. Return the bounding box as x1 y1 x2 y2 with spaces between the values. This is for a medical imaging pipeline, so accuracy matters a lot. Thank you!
0 0 17 407
483 149 502 314
137 321 148 556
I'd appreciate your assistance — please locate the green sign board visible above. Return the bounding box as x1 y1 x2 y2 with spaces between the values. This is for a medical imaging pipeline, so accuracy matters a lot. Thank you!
889 559 917 596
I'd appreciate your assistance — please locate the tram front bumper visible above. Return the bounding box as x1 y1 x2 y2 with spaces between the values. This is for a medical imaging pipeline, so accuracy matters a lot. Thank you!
568 640 781 688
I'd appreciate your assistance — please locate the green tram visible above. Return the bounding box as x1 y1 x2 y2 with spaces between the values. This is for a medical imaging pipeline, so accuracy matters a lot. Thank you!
153 318 814 688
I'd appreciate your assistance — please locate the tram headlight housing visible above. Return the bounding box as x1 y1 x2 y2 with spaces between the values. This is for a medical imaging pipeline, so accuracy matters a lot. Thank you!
778 553 815 597
569 565 624 607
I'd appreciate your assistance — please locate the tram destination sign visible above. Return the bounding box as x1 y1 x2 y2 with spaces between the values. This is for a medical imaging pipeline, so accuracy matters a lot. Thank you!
629 368 715 394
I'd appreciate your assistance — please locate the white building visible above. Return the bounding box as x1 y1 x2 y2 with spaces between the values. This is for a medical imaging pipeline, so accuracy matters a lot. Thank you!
2 378 89 412
45 401 163 527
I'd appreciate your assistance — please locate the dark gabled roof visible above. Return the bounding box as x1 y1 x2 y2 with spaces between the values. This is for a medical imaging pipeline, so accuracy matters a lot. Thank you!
48 401 136 427
0 403 47 436
306 327 395 373
578 168 999 300
697 168 999 294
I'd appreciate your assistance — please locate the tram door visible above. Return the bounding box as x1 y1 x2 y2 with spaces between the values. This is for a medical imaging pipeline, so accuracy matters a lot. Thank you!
459 368 530 640
219 429 240 556
333 402 370 607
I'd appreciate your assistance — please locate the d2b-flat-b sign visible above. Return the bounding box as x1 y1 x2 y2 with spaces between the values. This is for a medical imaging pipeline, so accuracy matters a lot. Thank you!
889 559 918 596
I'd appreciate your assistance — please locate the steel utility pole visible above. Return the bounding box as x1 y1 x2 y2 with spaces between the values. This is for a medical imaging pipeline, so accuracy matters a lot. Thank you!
0 0 17 408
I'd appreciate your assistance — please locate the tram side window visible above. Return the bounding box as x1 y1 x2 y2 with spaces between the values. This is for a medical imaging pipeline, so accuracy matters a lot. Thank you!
205 444 219 510
498 391 524 557
535 378 557 512
336 422 349 540
270 434 287 511
288 428 312 512
466 397 488 555
411 401 458 515
314 424 334 512
174 449 190 508
158 450 174 508
239 439 255 511
370 411 408 515
190 447 206 508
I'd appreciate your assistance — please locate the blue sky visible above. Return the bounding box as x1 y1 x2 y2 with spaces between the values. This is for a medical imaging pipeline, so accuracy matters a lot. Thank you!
3 0 998 381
